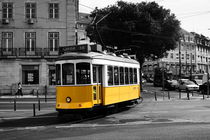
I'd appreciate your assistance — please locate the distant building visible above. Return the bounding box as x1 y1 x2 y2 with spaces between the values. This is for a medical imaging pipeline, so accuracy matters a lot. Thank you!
143 29 210 79
76 12 92 45
0 0 79 95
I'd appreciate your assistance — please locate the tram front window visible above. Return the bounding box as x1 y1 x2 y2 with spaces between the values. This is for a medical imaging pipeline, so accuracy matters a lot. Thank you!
76 63 91 84
62 63 74 85
56 64 61 85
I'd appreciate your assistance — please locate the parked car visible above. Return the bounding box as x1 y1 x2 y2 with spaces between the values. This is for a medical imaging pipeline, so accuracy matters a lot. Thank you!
199 82 210 95
192 79 203 86
165 80 178 90
146 77 154 83
178 79 199 91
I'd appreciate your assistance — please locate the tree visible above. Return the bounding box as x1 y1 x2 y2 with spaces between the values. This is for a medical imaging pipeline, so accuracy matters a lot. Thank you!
86 1 181 89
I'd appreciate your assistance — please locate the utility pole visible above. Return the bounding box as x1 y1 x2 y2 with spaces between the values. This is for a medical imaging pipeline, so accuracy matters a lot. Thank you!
179 39 182 79
185 50 187 75
190 53 193 80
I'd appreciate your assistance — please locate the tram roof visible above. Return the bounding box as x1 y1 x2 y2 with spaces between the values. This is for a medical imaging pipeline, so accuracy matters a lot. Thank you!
57 52 139 64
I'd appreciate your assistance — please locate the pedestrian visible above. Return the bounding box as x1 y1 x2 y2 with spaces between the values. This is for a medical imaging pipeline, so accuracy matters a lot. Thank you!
16 82 23 96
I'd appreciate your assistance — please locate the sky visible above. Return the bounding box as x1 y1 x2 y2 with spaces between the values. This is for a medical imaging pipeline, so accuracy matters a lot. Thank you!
79 0 210 38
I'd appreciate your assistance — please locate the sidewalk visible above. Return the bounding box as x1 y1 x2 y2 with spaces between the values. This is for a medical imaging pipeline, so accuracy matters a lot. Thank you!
0 94 56 122
0 95 56 99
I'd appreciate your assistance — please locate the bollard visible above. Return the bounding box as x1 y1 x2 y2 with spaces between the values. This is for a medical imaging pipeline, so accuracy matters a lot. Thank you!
163 91 165 100
14 98 16 111
179 89 181 99
203 91 205 100
187 90 190 100
168 91 170 100
33 103 36 117
45 85 47 103
38 98 40 111
155 92 157 101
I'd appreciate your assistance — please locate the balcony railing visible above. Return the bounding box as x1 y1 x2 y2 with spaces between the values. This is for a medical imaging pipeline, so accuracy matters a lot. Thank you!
0 48 58 58
0 48 17 57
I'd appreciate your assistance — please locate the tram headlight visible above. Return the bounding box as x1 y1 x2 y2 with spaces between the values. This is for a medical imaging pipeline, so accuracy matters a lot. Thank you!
66 97 71 103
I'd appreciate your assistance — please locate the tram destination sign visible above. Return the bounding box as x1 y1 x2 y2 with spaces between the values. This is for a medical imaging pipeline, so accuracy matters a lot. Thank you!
59 44 89 55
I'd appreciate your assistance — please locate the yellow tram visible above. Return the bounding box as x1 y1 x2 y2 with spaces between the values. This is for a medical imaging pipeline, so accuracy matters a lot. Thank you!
55 44 141 114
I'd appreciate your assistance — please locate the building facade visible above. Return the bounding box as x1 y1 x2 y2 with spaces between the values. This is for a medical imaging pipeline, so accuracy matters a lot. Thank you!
0 0 78 95
76 12 91 45
143 29 210 79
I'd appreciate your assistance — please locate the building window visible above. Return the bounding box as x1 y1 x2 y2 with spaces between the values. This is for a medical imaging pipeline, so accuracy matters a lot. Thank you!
49 3 59 19
181 54 184 59
176 53 179 59
170 53 173 59
2 32 13 50
25 3 36 19
186 54 189 60
25 32 36 51
2 2 13 19
192 55 195 60
48 32 59 51
49 65 56 85
22 65 39 85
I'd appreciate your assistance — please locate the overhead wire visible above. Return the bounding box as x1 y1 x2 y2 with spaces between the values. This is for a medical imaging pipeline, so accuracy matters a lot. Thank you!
179 11 210 19
79 3 95 11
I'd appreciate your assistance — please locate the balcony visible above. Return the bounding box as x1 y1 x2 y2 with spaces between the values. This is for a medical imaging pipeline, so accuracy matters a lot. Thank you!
0 48 58 59
0 48 17 58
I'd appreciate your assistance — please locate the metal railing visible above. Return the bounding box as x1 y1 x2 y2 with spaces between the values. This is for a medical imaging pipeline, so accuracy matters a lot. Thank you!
0 48 59 58
0 48 18 56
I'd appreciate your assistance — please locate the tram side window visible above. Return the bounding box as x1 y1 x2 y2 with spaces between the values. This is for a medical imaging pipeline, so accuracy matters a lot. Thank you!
134 68 137 84
62 63 74 85
130 68 133 84
120 67 124 85
114 66 119 85
76 63 91 84
108 66 113 85
125 67 129 84
93 66 97 83
56 64 61 85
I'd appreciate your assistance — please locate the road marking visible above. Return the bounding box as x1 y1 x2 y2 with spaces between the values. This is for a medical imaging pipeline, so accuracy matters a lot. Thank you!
0 126 46 132
0 115 56 120
1 119 210 132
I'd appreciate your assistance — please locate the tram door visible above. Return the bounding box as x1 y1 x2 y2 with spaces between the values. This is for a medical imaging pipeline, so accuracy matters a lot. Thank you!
93 65 102 105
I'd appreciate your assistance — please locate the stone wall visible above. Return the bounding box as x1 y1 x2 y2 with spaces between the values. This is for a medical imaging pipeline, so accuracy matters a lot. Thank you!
0 59 56 95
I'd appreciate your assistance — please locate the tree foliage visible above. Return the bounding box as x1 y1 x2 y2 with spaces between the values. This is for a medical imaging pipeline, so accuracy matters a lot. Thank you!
86 1 181 64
